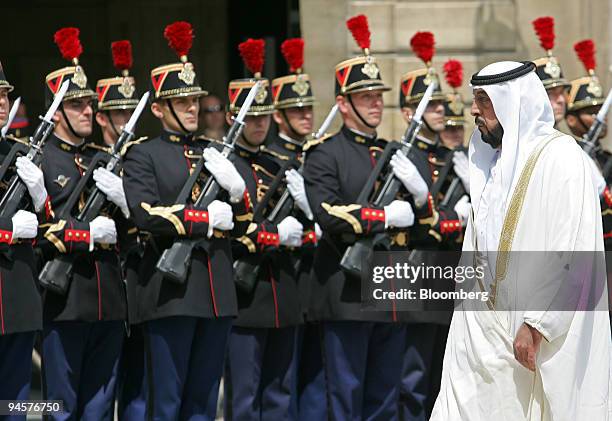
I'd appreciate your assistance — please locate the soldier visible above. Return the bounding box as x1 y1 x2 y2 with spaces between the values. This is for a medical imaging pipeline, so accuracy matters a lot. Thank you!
269 38 323 421
223 38 305 420
121 22 251 420
37 27 128 419
0 62 43 405
564 40 612 245
302 15 416 419
531 17 572 129
198 93 226 141
93 40 144 421
395 33 470 420
440 60 466 150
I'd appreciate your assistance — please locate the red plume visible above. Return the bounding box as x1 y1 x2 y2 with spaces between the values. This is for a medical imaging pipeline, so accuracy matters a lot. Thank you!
346 14 371 50
443 59 463 89
164 21 193 58
574 39 596 72
281 38 304 73
410 31 435 64
238 38 265 76
532 16 555 51
53 27 83 62
111 40 132 72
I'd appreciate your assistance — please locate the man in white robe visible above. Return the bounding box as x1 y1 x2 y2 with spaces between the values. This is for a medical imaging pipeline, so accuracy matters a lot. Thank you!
430 61 611 421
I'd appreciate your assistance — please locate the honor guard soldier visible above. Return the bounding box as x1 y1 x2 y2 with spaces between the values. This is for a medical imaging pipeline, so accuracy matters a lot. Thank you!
531 17 572 129
223 38 304 421
0 63 43 405
440 60 467 150
94 40 143 421
269 38 324 421
302 15 415 420
395 33 470 420
121 22 251 420
37 27 129 419
565 39 612 246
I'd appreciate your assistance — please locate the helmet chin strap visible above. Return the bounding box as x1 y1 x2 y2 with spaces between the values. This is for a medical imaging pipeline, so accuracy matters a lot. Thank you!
105 111 121 139
347 94 376 130
166 99 191 135
280 109 304 140
60 105 87 140
577 113 595 138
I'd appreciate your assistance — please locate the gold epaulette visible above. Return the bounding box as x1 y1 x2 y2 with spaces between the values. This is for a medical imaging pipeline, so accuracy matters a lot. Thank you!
303 132 336 152
120 136 149 157
4 134 28 145
260 145 290 161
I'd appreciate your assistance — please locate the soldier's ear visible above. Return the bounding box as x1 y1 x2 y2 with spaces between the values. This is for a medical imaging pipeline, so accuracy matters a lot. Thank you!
225 112 233 126
272 111 283 125
565 113 577 128
336 95 349 115
400 107 413 124
150 101 164 119
52 110 62 124
95 112 107 128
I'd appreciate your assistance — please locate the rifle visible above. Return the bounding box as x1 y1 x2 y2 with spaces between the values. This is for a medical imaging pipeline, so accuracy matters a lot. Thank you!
233 104 339 292
339 82 437 278
581 88 612 157
155 81 262 284
0 81 70 217
38 92 150 295
0 97 21 139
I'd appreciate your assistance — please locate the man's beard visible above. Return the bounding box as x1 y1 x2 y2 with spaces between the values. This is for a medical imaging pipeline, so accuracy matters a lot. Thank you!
480 122 503 148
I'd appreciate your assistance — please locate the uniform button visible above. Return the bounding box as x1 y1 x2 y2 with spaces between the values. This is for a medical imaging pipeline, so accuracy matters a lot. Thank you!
433 170 439 176
258 179 263 184
188 150 193 155
191 163 196 168
76 232 80 237
195 212 200 217
4 234 8 239
189 211 194 216
68 232 73 237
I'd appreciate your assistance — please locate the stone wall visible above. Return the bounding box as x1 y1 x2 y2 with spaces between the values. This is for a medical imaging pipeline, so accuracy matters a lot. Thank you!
301 0 612 144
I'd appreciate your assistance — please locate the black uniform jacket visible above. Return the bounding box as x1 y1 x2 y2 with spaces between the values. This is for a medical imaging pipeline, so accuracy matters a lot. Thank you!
37 134 127 323
122 131 251 323
231 140 303 328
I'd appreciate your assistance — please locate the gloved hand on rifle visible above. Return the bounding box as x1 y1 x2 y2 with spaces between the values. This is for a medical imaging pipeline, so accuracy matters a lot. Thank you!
203 147 246 202
15 156 48 212
207 200 234 238
384 200 414 229
453 195 471 227
390 151 428 208
93 168 130 218
11 209 38 240
89 215 117 251
285 169 314 220
278 216 303 247
452 151 470 192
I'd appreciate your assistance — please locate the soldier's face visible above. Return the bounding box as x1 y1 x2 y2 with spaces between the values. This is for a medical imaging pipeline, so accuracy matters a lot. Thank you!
566 105 608 138
547 86 567 125
338 91 384 130
440 125 465 149
0 89 8 127
274 106 313 138
59 97 94 138
242 114 271 146
155 96 200 133
96 109 133 145
423 100 446 132
199 95 225 131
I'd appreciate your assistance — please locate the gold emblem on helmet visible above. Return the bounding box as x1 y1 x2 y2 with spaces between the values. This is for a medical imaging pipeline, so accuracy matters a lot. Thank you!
587 77 603 98
292 74 310 97
178 62 196 86
255 83 268 104
71 65 87 89
118 77 135 99
361 56 379 79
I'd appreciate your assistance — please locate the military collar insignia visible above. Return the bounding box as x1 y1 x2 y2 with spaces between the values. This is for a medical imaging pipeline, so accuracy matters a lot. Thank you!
236 142 260 160
161 130 192 145
343 125 376 145
49 134 84 154
415 135 437 152
278 133 304 153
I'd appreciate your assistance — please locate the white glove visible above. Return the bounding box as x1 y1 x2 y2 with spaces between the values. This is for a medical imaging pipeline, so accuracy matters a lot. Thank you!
277 216 303 247
15 156 48 212
285 169 314 220
206 200 234 238
203 147 246 202
384 200 415 229
93 168 130 218
89 215 117 251
314 222 322 240
11 210 38 240
452 151 470 192
390 151 428 208
453 195 471 227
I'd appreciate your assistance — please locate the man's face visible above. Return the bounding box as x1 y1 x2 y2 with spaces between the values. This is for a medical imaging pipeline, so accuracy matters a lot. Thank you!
566 105 608 138
241 114 271 147
471 89 503 148
440 125 465 149
96 109 134 145
547 86 567 125
60 97 94 138
199 95 225 131
153 96 199 133
422 100 446 132
274 106 313 138
338 90 384 130
0 89 9 127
